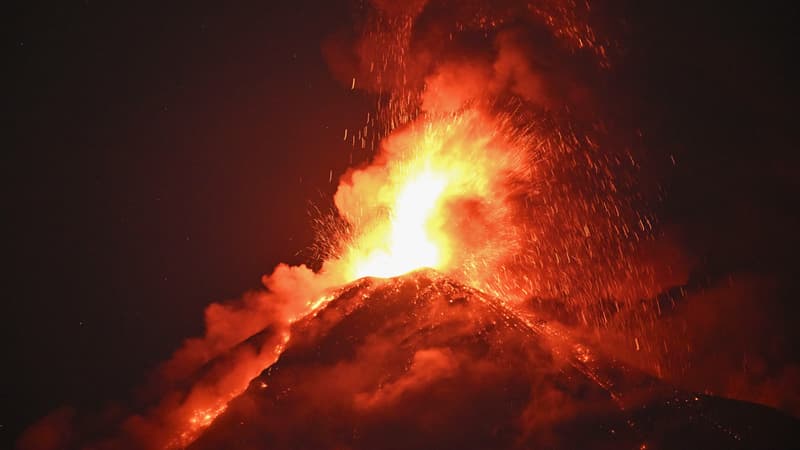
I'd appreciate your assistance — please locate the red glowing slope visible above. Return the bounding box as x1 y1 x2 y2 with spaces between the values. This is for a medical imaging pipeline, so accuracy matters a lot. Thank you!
189 270 797 450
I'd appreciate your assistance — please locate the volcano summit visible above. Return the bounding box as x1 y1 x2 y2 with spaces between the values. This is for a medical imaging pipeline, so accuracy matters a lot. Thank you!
189 270 797 450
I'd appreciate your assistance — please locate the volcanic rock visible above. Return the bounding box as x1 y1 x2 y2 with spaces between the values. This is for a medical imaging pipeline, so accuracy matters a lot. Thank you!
189 270 797 449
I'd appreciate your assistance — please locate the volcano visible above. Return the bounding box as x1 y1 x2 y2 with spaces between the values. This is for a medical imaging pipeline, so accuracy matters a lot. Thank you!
187 270 797 450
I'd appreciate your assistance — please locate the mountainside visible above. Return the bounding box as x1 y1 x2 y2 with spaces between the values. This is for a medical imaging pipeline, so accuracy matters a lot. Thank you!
190 270 797 449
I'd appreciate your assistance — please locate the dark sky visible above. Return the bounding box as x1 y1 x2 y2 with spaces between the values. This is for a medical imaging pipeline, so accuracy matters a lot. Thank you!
4 1 798 447
5 1 370 444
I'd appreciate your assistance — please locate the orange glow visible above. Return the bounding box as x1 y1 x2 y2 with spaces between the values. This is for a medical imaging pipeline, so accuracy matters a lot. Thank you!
188 404 227 428
165 331 292 449
173 403 229 448
335 109 530 283
352 170 447 278
15 3 678 449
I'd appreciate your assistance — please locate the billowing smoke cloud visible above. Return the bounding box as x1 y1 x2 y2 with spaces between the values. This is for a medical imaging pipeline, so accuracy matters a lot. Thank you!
577 273 800 416
320 0 800 419
322 0 658 307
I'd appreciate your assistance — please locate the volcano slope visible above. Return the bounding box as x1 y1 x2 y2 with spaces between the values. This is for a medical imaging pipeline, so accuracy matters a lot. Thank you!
190 270 797 450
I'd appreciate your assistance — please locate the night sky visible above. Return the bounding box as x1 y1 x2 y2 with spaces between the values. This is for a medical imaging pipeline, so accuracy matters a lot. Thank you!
5 1 799 447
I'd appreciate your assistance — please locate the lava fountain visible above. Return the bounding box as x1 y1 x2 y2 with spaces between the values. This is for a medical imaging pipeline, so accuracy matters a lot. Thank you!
336 109 532 283
350 169 447 279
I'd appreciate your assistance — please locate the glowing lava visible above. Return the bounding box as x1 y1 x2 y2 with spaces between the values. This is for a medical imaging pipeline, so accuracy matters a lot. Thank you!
352 170 448 278
336 109 530 284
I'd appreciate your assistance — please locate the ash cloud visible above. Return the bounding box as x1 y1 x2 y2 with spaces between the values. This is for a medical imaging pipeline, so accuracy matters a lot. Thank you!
322 0 800 420
325 0 654 308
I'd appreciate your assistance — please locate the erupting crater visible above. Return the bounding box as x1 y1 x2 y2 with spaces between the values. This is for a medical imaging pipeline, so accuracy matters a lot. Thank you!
189 270 797 450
